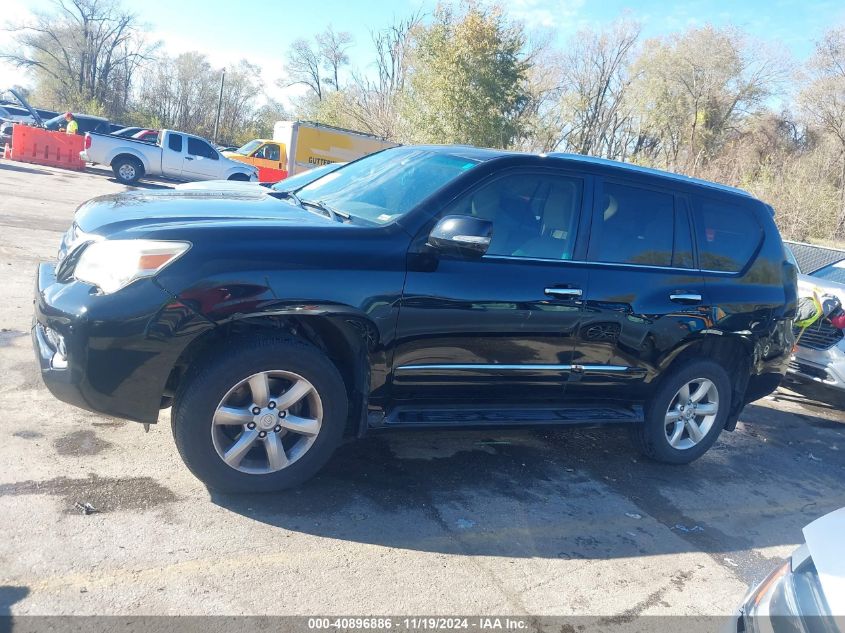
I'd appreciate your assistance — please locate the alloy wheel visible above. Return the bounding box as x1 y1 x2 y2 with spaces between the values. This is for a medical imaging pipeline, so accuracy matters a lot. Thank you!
211 370 323 474
664 378 720 450
118 164 136 181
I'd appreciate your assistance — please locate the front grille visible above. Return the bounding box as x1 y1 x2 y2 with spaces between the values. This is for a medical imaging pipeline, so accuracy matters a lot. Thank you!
795 321 844 351
789 360 828 381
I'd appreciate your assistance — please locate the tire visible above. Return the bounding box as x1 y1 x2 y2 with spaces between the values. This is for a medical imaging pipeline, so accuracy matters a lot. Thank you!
172 335 348 492
228 173 250 181
632 359 732 464
112 157 143 184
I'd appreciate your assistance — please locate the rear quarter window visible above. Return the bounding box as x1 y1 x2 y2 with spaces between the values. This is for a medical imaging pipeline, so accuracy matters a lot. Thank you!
693 197 763 273
168 134 183 152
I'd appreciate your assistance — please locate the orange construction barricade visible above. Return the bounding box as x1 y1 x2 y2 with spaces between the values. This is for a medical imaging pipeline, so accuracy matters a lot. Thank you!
8 124 86 171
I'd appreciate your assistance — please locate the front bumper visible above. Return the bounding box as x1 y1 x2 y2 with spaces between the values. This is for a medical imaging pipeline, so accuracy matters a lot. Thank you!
33 262 211 423
788 342 845 394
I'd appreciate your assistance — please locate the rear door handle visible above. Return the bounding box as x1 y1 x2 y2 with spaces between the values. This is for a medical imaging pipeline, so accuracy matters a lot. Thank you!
545 287 583 299
185 156 194 160
670 293 702 303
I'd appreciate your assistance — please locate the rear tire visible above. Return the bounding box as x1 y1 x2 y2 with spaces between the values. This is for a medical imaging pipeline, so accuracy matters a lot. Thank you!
228 173 250 181
632 359 731 464
112 157 143 184
172 335 348 492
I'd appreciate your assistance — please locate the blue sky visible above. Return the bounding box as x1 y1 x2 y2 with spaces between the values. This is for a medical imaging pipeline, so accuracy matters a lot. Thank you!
3 0 845 105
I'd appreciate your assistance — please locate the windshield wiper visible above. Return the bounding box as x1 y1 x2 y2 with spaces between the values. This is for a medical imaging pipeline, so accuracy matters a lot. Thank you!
300 199 349 223
273 190 304 208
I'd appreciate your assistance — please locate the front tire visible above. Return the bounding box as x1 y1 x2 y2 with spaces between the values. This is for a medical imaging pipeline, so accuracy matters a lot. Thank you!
172 335 348 492
228 173 250 181
632 359 732 464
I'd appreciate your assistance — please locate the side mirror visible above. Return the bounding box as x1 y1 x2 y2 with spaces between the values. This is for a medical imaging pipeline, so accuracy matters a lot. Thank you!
428 215 492 258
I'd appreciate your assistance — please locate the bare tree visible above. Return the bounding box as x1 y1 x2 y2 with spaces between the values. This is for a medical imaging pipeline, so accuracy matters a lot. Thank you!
1 0 157 116
317 26 353 91
280 38 324 100
555 19 642 158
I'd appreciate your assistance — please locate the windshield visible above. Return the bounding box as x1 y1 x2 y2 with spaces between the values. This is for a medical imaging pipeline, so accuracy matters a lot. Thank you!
297 147 480 224
271 162 344 192
812 260 845 286
234 140 262 156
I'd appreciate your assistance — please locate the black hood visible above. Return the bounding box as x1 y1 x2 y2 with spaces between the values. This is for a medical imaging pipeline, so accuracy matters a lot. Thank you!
73 189 338 236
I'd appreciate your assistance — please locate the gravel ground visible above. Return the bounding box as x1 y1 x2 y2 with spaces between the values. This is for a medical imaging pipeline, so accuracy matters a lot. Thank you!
1 159 844 618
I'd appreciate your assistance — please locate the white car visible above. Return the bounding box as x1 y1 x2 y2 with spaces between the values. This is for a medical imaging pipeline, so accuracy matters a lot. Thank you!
81 128 257 185
735 507 845 630
789 260 845 401
174 161 345 193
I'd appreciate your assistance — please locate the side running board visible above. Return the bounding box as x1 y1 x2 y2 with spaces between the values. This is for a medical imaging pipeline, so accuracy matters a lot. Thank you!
375 404 644 428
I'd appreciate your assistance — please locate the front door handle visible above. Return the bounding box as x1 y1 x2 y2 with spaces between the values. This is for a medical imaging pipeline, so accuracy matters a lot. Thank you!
185 156 194 160
545 287 583 299
670 293 702 303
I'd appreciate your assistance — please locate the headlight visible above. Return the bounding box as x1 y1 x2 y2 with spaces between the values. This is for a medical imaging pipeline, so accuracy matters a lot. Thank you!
74 239 190 294
741 556 835 633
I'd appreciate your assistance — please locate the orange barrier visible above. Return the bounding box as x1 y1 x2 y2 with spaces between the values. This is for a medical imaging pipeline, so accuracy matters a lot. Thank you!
7 124 86 170
257 166 288 182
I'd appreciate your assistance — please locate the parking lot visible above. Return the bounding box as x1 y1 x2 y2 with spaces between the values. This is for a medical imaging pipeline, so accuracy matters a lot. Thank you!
1 160 845 617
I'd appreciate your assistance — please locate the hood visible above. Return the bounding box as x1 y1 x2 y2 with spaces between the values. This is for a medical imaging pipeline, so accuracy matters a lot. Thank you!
73 189 335 236
803 507 845 615
174 180 269 193
798 273 845 305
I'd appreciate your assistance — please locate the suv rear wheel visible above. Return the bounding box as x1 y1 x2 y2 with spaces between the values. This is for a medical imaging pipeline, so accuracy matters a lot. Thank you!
172 336 348 492
632 359 731 464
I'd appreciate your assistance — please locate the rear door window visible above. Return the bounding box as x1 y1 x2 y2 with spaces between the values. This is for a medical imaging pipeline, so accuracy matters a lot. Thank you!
168 134 183 153
693 198 762 272
588 181 675 267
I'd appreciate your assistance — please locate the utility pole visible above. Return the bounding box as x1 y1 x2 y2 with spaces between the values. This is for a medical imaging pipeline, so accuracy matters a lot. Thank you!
213 67 225 144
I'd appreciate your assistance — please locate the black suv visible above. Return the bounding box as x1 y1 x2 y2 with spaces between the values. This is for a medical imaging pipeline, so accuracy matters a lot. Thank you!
33 146 797 491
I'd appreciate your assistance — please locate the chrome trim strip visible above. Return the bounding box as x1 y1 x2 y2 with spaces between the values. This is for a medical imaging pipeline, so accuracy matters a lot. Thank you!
483 255 701 274
395 363 633 373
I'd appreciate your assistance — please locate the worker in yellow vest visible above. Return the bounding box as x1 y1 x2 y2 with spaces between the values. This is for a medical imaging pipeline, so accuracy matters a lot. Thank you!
63 112 78 135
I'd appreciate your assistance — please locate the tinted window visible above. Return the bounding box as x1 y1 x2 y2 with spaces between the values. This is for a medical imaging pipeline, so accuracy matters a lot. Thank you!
443 172 583 260
694 198 762 272
187 137 218 159
589 182 674 267
673 199 694 269
168 134 183 152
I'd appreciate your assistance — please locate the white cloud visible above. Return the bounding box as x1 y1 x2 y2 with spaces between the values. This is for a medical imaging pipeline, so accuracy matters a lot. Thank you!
507 0 586 29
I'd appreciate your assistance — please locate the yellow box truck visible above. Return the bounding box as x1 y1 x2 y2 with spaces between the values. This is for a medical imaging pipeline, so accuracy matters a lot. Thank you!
223 121 396 182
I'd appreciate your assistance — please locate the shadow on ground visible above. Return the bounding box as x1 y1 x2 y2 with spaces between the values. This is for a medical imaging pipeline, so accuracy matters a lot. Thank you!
0 586 29 627
0 163 53 176
210 398 845 570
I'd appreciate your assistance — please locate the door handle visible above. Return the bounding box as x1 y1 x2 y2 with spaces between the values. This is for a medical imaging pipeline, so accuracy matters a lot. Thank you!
669 293 702 303
545 287 583 299
185 156 194 160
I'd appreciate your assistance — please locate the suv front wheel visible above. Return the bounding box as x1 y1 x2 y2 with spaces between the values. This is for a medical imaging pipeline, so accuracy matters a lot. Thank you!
172 336 348 492
633 359 732 464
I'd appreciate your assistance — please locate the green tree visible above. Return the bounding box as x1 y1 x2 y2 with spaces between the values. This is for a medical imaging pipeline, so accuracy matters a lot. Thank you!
401 2 531 148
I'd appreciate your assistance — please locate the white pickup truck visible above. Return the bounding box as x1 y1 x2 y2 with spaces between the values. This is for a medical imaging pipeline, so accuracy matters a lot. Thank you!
81 129 258 184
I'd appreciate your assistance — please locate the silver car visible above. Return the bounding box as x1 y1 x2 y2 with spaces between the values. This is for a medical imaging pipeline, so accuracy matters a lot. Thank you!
788 259 845 401
735 507 845 630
